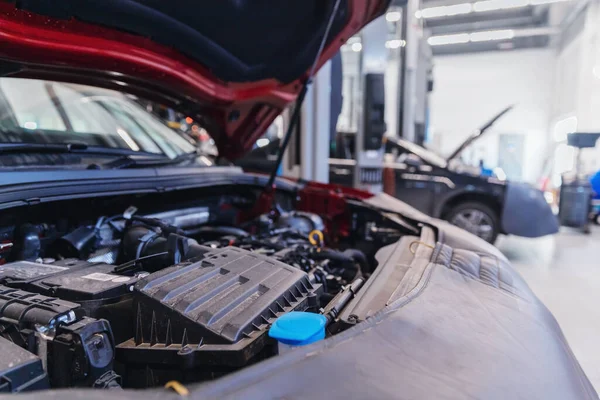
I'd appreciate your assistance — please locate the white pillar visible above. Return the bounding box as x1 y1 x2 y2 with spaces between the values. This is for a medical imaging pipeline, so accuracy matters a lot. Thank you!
300 61 332 183
402 0 421 143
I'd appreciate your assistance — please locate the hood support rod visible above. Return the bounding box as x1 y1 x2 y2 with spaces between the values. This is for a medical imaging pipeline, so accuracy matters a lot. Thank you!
264 0 342 191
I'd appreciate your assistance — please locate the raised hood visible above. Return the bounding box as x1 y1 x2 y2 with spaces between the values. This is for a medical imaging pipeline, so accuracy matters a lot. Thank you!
446 105 513 162
0 0 389 159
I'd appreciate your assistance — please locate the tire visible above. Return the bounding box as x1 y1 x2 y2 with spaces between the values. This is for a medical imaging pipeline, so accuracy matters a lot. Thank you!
445 202 500 244
594 214 600 225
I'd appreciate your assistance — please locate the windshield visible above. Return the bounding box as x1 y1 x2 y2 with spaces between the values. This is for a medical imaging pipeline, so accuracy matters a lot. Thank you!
0 78 196 159
388 137 448 168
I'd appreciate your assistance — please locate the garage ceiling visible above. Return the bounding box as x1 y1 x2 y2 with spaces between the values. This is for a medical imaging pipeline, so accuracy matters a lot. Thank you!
399 0 581 54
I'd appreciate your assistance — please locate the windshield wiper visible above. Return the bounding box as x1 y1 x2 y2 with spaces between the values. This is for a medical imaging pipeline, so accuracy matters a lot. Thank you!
104 150 200 169
0 142 164 158
0 142 90 153
0 142 180 169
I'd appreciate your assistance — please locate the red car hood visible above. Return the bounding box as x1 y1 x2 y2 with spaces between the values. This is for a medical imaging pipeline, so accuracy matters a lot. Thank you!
0 1 389 159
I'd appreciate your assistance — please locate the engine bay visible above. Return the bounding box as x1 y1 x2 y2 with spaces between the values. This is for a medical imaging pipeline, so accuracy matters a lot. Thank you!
0 187 414 391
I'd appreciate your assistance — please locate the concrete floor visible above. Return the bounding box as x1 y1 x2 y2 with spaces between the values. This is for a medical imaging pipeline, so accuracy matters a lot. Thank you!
496 225 600 392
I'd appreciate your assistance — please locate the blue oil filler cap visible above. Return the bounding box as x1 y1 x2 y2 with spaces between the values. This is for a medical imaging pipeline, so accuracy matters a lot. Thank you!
269 311 327 346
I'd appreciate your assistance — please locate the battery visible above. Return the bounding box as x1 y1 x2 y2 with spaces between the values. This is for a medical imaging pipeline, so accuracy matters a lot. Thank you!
0 259 138 302
0 259 140 343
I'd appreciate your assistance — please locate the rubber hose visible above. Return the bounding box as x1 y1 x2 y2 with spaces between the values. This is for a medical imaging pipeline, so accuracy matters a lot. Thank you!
186 226 249 238
342 249 371 274
310 249 359 276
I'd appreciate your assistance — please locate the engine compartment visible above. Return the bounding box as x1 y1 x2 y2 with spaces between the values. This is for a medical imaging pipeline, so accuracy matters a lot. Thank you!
0 186 414 392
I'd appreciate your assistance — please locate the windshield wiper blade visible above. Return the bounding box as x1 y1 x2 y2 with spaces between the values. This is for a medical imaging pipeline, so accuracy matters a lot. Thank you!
0 143 198 168
0 142 90 153
0 142 165 158
106 150 200 169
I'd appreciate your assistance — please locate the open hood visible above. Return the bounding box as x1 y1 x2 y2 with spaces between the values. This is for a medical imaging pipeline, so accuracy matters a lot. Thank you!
446 105 513 162
0 0 389 159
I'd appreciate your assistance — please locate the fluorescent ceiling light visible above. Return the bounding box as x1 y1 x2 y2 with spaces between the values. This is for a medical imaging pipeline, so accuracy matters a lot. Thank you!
470 29 514 41
416 0 571 18
420 3 473 18
530 0 570 4
446 3 475 14
428 29 516 46
428 33 470 46
473 0 529 12
385 39 406 49
386 11 401 22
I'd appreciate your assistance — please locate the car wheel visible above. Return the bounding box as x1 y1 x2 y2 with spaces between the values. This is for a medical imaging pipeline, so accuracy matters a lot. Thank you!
445 202 499 244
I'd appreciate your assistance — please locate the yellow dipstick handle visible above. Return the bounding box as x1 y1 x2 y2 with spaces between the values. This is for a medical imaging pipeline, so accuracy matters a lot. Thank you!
165 380 190 396
308 230 324 247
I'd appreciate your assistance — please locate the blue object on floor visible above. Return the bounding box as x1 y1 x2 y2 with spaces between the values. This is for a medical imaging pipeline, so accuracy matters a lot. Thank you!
591 170 600 218
269 311 327 346
591 170 600 199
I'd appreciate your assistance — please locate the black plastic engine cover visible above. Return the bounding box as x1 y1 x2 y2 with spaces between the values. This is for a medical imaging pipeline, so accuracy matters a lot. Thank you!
133 246 320 344
0 260 140 343
117 246 321 385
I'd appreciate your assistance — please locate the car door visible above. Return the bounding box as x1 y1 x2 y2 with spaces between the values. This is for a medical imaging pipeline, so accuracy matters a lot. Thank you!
387 158 437 215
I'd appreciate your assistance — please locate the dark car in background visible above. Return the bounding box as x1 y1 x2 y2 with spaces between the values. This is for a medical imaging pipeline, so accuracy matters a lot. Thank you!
237 108 559 243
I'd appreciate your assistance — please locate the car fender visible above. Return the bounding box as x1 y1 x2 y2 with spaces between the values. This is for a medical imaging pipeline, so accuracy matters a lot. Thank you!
501 182 559 237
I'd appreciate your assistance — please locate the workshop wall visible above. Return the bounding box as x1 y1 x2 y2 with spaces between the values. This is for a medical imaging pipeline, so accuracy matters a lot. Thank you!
429 48 556 183
552 1 600 176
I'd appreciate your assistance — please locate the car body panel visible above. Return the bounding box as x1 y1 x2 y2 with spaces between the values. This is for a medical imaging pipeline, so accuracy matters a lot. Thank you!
384 162 505 220
502 181 560 237
381 138 507 219
0 166 298 210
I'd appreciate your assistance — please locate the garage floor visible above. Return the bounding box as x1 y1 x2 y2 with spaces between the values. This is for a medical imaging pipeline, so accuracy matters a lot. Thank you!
497 226 600 392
